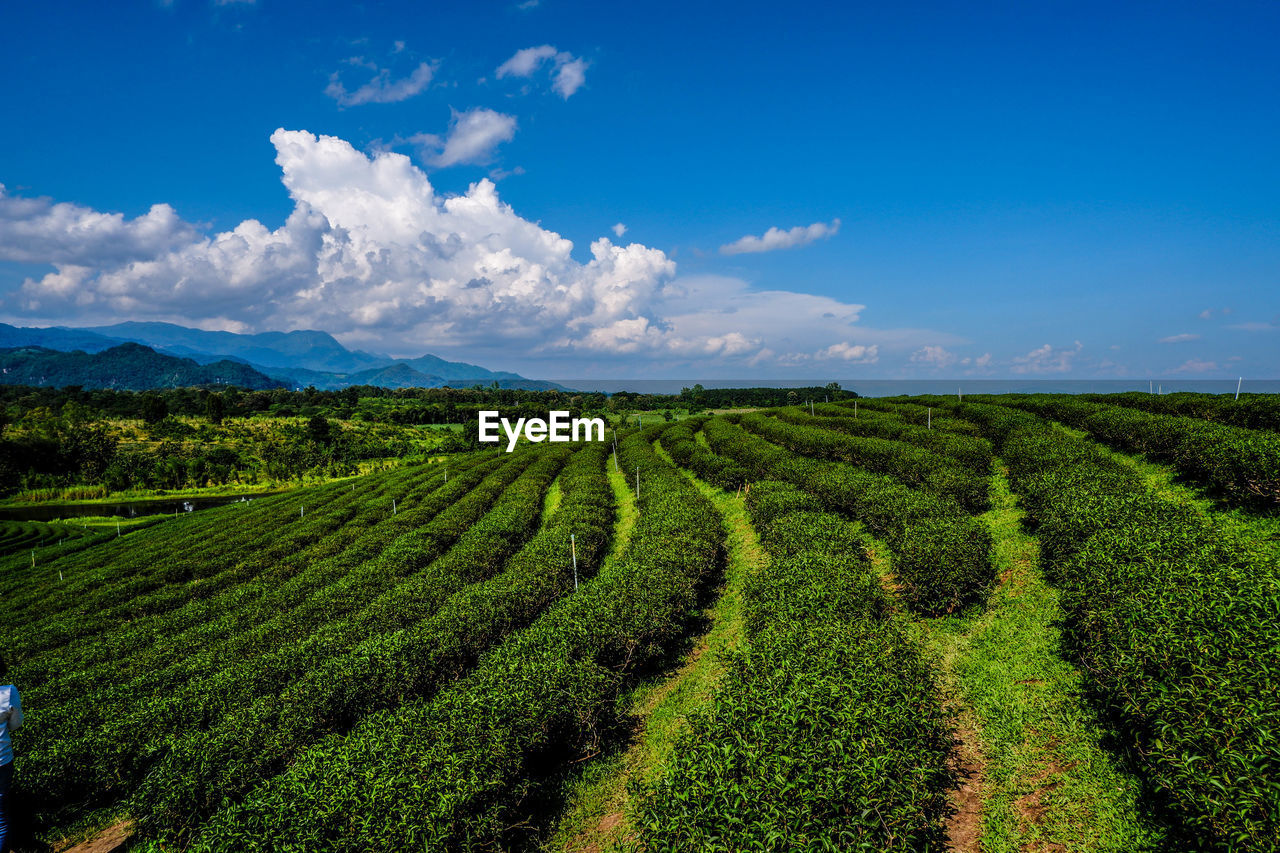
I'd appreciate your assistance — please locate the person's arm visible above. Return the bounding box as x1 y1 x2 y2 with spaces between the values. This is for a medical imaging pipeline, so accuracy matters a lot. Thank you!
5 688 19 732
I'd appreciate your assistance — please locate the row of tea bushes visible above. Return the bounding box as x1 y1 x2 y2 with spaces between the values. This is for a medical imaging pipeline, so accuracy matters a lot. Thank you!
705 417 992 615
1081 391 1280 433
630 477 954 850
182 425 726 851
955 401 1280 851
735 412 990 513
138 443 616 841
982 394 1280 511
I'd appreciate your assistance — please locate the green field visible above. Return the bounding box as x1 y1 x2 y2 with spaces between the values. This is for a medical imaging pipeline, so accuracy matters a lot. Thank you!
2 394 1277 852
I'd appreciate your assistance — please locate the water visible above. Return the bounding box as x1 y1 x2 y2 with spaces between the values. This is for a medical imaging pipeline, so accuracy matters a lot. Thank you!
554 378 1280 396
0 492 282 523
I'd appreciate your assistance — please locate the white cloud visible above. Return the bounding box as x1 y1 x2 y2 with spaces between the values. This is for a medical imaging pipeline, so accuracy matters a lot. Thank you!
1159 333 1200 343
910 345 956 369
495 45 588 98
816 342 879 363
552 58 588 98
1198 308 1213 319
4 130 960 374
612 223 627 238
1010 341 1083 374
410 108 517 168
516 0 540 8
1169 359 1219 374
720 219 840 255
326 60 435 107
0 185 198 265
1228 321 1277 331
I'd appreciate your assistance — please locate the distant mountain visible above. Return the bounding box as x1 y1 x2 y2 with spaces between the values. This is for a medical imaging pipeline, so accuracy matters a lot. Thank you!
0 323 129 354
0 322 572 391
88 322 390 373
0 343 283 390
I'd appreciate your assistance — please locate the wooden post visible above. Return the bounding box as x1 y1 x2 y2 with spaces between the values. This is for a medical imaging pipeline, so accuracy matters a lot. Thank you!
571 534 578 590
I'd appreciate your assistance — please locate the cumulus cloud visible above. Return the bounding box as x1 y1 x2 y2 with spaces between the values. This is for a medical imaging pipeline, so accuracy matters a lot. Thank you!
3 130 960 374
0 185 198 265
612 223 627 238
1159 333 1200 343
1010 341 1083 374
910 345 957 369
495 45 588 98
326 59 435 107
409 108 517 168
720 219 840 255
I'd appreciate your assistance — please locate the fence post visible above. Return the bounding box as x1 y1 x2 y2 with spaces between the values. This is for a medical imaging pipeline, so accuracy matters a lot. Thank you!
571 533 578 590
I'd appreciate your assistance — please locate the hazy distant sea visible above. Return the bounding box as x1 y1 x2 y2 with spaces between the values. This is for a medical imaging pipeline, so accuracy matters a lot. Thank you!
553 379 1280 397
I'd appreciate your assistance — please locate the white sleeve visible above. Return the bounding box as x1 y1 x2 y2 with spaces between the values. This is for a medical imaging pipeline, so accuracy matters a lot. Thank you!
6 688 19 732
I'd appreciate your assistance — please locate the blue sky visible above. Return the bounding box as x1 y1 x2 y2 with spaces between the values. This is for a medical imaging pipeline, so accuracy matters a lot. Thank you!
1 0 1277 378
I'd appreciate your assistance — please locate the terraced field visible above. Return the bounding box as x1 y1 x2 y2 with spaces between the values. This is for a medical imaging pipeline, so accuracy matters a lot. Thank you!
3 396 1277 852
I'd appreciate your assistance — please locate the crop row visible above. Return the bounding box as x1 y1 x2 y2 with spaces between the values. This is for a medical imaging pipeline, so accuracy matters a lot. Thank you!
786 401 995 472
979 394 1280 511
955 401 1280 850
630 474 954 850
17 448 561 829
138 442 616 842
734 411 990 512
1080 391 1280 433
705 416 992 614
657 416 748 489
3 466 423 654
13 459 474 689
180 425 724 851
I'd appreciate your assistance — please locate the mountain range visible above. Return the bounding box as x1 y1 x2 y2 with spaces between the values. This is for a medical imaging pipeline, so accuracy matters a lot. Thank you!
0 322 569 391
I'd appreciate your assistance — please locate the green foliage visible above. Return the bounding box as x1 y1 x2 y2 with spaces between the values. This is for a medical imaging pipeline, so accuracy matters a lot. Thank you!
705 416 992 615
184 425 724 851
629 481 953 851
956 401 1280 851
740 410 990 512
984 395 1280 511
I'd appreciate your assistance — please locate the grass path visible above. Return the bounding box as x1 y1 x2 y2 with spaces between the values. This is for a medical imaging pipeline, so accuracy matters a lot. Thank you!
543 439 767 852
918 463 1167 852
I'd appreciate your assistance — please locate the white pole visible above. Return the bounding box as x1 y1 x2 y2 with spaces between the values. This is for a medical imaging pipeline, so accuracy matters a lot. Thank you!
635 467 640 501
958 387 962 402
300 505 304 518
117 521 121 537
570 534 578 590
1236 377 1242 400
1150 380 1153 394
928 407 932 430
810 400 815 416
392 499 397 515
613 446 619 472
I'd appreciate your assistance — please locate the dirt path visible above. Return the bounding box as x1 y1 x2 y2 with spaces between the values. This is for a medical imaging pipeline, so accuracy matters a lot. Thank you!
919 463 1166 853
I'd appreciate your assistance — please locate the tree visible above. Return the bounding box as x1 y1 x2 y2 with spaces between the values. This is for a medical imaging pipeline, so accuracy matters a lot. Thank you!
141 394 168 425
307 415 332 444
206 393 227 426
